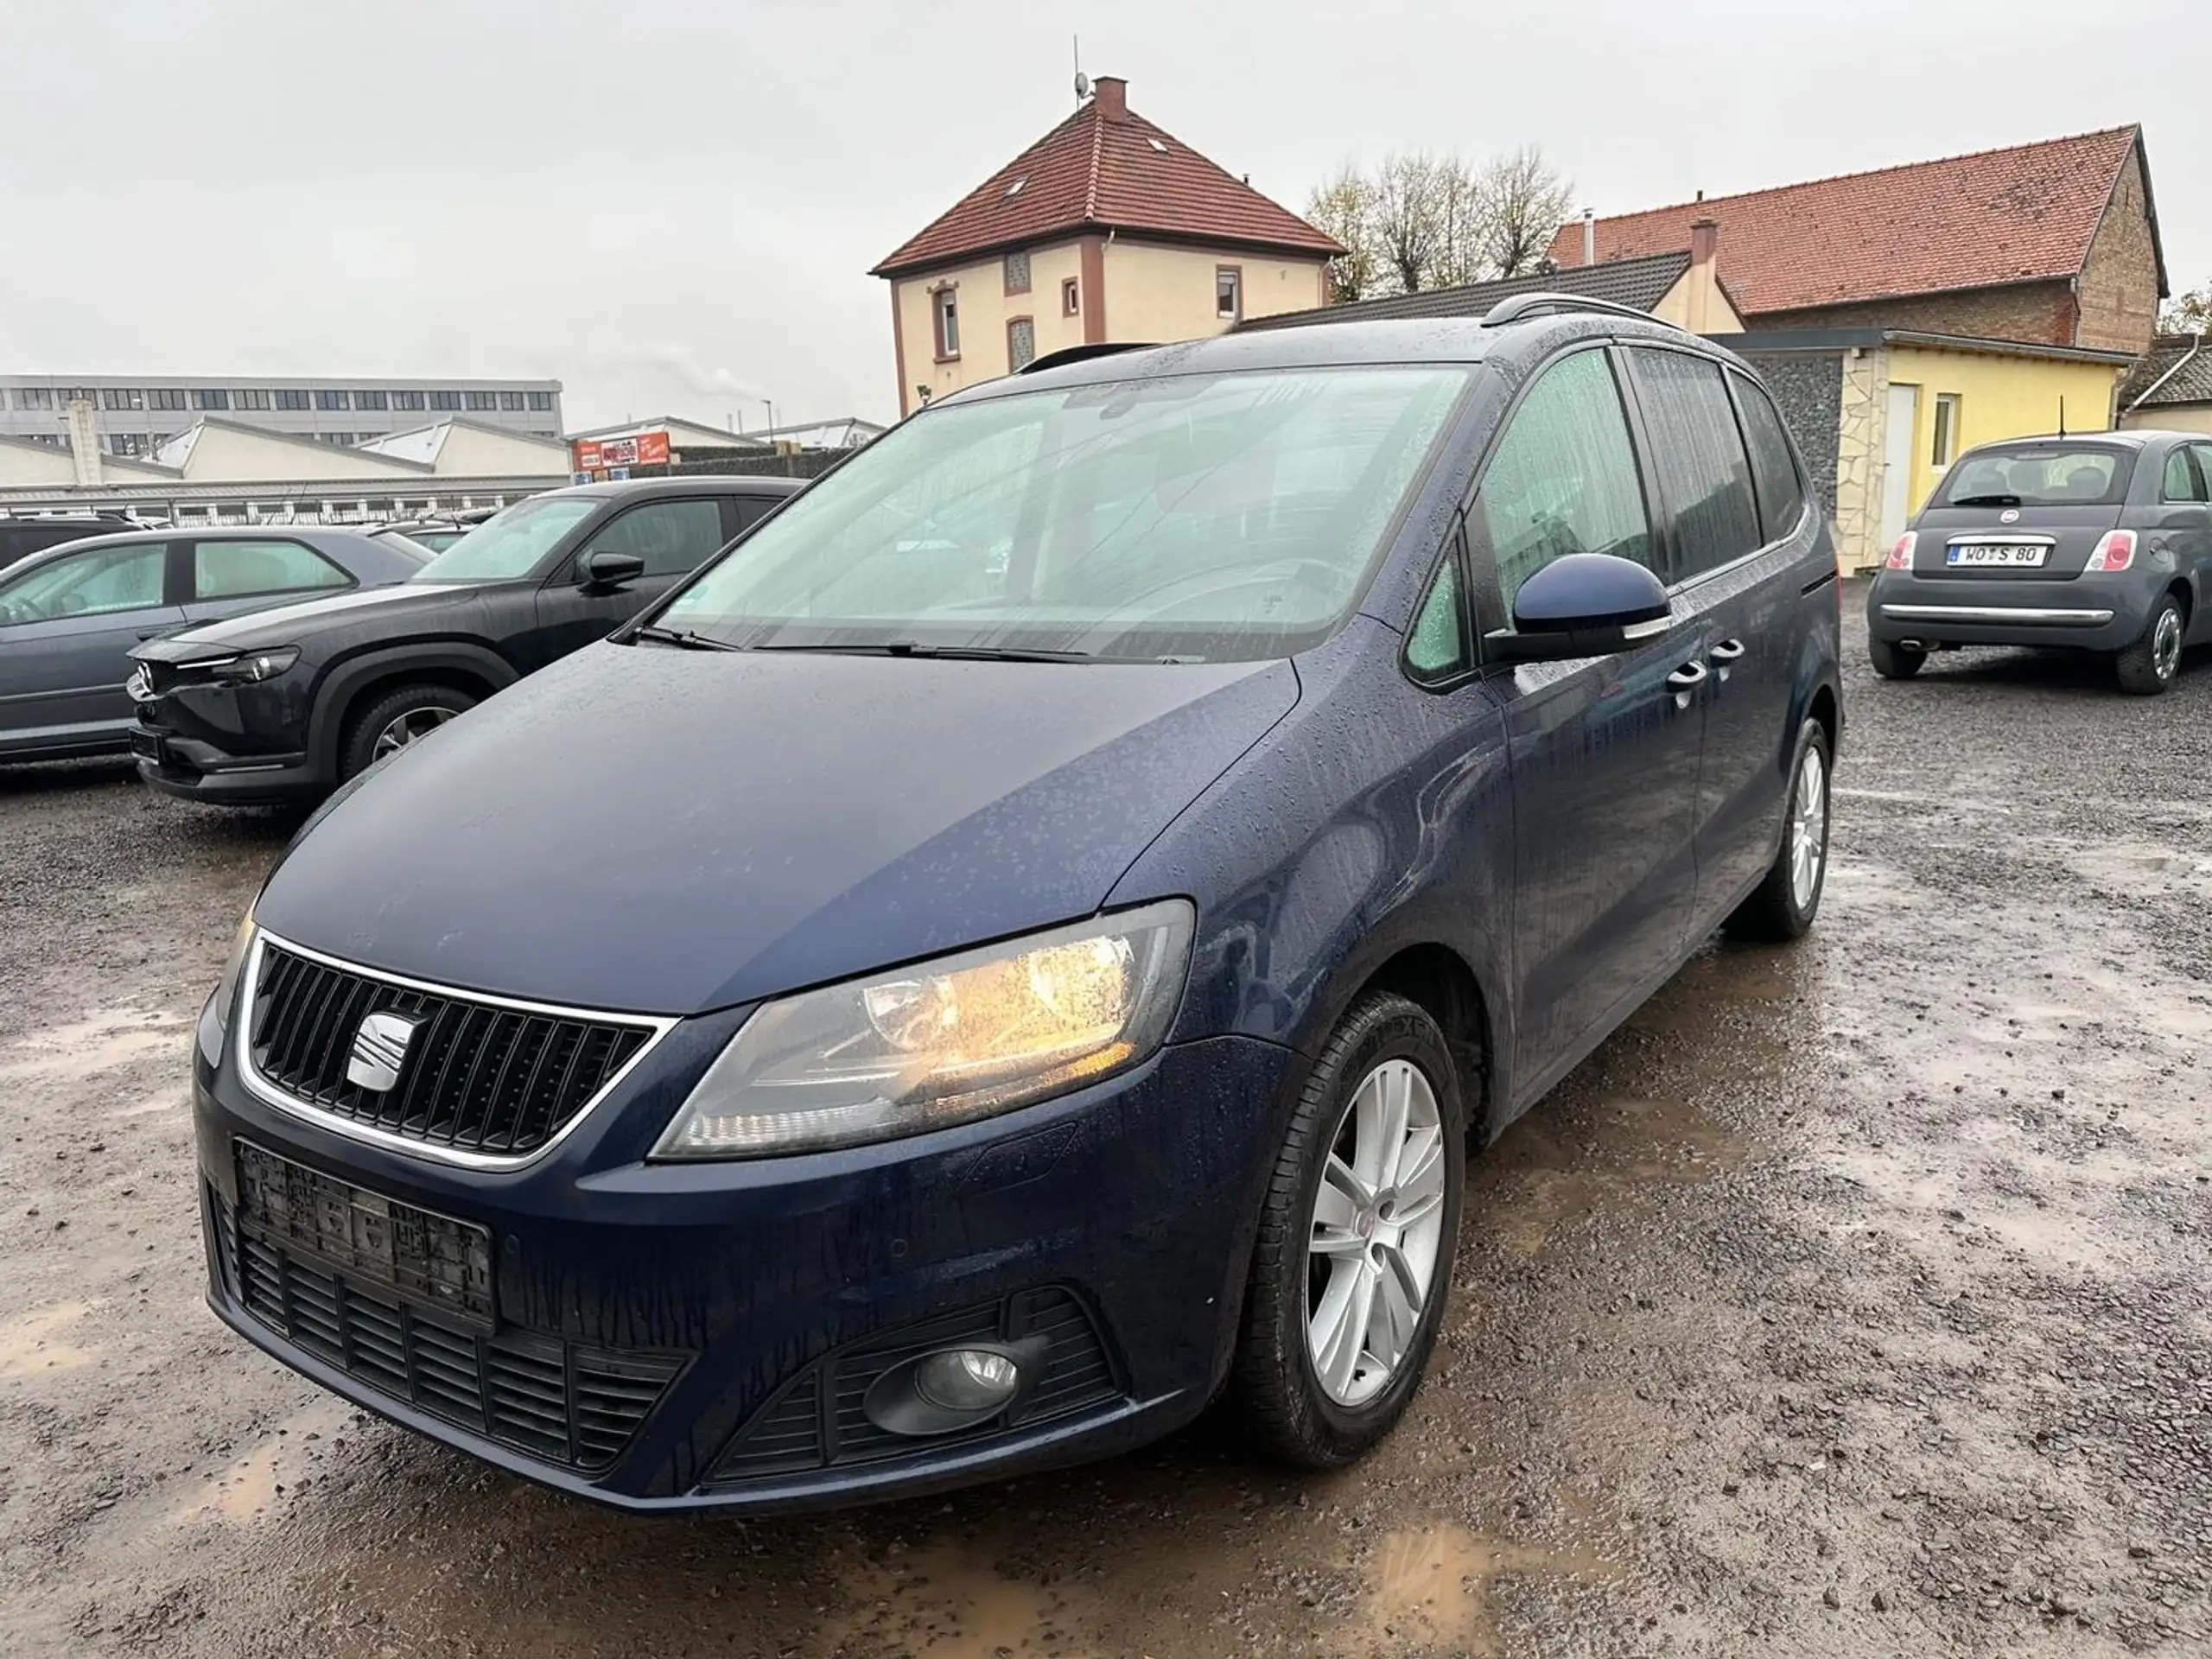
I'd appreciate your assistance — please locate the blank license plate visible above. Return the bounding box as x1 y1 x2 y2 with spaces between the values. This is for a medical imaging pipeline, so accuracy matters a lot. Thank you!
129 729 163 764
235 1140 495 1325
1947 543 2048 567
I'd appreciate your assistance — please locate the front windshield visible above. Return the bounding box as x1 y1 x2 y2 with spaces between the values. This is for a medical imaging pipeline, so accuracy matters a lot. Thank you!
410 497 601 582
1939 443 2134 508
653 365 1469 662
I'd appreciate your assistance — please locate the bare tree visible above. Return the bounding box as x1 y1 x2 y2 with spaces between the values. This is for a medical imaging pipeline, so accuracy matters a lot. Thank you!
1478 145 1576 278
1306 166 1380 302
1370 152 1451 293
2160 280 2211 334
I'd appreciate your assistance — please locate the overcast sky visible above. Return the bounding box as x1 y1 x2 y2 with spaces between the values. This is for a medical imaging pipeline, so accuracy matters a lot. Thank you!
3 1 2204 433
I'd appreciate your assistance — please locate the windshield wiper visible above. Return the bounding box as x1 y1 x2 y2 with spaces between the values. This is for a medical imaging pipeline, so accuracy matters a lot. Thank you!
735 640 1094 663
629 624 738 652
1950 493 2023 507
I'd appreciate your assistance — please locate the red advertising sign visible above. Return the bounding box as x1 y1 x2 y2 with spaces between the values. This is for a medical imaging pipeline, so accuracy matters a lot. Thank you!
572 431 671 473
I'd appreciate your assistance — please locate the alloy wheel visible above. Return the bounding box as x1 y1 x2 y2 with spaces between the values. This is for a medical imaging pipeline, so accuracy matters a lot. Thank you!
1306 1058 1447 1408
371 705 456 760
2154 607 2183 682
1789 744 1827 911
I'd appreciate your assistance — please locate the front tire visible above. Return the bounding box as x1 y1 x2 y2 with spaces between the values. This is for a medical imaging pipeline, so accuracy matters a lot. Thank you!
2113 594 2184 696
1867 636 1924 680
1231 992 1465 1469
1726 718 1832 943
339 683 478 782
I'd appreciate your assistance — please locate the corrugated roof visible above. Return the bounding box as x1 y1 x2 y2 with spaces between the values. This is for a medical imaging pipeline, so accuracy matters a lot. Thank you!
1544 128 2152 316
873 79 1342 276
2120 334 2212 408
1236 251 1696 333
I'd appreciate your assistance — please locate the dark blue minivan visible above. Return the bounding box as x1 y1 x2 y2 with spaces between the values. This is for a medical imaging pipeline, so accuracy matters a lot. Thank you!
191 302 1841 1510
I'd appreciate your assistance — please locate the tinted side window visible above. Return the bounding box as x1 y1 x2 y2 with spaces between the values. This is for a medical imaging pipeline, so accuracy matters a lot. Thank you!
1475 348 1655 610
1629 348 1762 580
1731 371 1808 541
728 494 781 535
194 538 352 600
582 499 728 577
2193 445 2212 501
2160 446 2206 504
0 543 166 624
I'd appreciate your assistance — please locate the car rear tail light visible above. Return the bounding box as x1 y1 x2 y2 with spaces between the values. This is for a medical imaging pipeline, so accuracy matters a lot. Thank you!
2085 529 2137 572
1885 532 1916 570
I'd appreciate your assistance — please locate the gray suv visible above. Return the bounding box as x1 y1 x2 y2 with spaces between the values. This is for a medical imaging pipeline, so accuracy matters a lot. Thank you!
1866 430 2212 694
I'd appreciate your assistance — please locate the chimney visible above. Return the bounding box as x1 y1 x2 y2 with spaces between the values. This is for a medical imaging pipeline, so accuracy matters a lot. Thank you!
1580 207 1595 267
1686 217 1721 334
1093 75 1127 118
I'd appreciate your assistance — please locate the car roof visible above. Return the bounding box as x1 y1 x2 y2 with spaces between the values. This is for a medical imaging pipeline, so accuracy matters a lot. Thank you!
942 312 1717 408
537 475 805 502
1960 430 2149 452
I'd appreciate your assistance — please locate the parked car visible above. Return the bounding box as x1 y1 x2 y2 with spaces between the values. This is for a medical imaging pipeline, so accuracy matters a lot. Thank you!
0 527 423 766
190 303 1840 1513
128 477 801 804
372 518 473 555
1867 429 2212 694
0 512 141 578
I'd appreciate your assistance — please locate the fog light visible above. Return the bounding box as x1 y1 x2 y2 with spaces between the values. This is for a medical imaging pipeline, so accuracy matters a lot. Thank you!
914 1348 1020 1414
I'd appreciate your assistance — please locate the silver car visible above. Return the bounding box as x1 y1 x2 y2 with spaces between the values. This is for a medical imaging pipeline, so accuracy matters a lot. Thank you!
1866 429 2212 695
0 526 423 765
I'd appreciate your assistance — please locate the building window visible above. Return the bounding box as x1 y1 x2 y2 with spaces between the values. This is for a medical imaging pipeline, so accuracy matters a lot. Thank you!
498 391 525 410
14 387 54 410
107 432 149 457
1007 316 1037 372
392 390 427 410
60 387 99 405
1930 393 1961 470
354 390 388 410
1004 251 1031 295
931 287 960 359
1216 266 1243 321
429 391 463 411
315 431 355 446
191 389 230 410
271 389 309 410
100 388 145 410
526 391 554 411
315 389 351 410
236 388 273 410
147 388 188 410
464 391 498 410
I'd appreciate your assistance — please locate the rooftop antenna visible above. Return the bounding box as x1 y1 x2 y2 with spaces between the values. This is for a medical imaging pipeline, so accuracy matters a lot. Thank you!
2058 395 2067 437
1073 35 1089 103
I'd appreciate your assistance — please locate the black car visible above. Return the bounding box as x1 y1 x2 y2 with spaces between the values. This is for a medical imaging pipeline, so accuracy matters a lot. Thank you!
1867 429 2212 694
128 477 801 804
1 527 425 766
0 512 142 578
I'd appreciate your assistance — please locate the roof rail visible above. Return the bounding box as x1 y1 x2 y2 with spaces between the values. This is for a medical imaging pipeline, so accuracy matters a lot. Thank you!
1016 341 1160 375
1480 292 1684 331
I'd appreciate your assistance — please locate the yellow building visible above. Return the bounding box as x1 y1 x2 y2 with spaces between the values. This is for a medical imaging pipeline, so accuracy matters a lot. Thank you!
871 77 1341 416
1723 327 2136 571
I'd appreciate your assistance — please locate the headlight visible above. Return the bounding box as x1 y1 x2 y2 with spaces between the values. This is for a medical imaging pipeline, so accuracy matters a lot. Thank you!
210 903 257 1037
181 648 301 685
652 899 1194 1159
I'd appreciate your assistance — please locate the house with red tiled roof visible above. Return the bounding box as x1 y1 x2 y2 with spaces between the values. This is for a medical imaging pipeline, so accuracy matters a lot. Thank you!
1546 127 2166 355
873 77 1343 414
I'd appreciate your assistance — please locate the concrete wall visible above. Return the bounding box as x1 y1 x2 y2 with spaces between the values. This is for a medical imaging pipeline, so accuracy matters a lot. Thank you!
892 239 1090 413
1756 282 2079 348
1098 239 1330 344
1883 343 2121 525
2117 404 2212 435
2075 148 2163 355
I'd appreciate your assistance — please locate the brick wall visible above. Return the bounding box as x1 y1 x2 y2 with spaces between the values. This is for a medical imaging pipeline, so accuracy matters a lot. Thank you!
2075 148 2161 355
1754 282 2076 346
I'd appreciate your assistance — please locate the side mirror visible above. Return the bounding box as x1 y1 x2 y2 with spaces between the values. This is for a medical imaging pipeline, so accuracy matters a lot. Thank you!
578 550 646 591
1485 552 1672 663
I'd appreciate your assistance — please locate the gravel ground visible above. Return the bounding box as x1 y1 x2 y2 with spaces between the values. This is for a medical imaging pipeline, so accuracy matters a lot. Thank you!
2 587 2208 1658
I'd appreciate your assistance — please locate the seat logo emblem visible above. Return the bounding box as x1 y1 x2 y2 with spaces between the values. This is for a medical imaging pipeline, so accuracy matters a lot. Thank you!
346 1011 422 1093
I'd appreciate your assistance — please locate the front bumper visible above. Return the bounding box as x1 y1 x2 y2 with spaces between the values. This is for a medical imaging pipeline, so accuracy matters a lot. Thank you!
191 998 1294 1513
132 675 327 805
1866 570 2153 652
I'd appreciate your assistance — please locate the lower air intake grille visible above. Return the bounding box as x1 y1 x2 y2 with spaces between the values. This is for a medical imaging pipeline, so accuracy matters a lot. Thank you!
711 1286 1120 1483
215 1187 684 1473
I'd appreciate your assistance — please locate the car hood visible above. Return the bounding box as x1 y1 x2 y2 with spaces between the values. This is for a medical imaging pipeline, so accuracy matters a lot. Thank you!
255 642 1300 1014
129 579 498 660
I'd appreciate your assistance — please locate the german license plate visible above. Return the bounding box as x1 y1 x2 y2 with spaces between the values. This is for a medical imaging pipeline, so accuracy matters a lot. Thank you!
1947 543 2047 567
234 1140 495 1325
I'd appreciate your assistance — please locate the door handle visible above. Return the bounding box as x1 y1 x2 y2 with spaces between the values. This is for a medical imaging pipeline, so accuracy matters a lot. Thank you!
1666 660 1707 708
1708 638 1745 682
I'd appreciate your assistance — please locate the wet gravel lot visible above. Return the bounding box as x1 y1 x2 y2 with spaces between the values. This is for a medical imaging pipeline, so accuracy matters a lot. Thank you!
3 587 2208 1658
